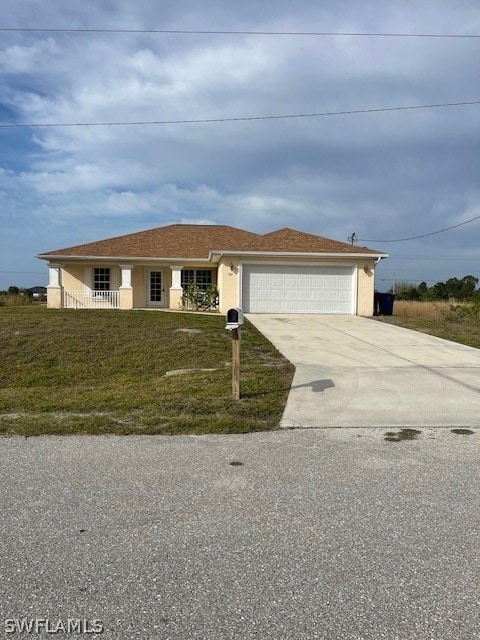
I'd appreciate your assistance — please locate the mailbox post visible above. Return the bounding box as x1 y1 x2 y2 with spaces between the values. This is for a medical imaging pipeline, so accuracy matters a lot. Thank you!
225 308 244 400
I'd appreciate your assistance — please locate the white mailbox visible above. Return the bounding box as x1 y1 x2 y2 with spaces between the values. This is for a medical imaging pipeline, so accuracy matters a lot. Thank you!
226 307 244 330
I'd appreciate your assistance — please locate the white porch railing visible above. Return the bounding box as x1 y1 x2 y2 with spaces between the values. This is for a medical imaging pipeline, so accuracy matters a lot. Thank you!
63 290 120 309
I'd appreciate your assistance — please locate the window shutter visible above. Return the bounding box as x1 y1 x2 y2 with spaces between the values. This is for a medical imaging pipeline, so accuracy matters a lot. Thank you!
111 267 120 291
84 267 93 296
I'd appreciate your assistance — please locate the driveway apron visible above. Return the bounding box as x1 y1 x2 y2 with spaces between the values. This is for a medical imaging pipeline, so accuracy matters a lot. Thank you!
246 314 480 428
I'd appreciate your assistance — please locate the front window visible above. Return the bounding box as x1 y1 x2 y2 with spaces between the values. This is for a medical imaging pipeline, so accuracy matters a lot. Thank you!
181 269 213 291
94 268 110 291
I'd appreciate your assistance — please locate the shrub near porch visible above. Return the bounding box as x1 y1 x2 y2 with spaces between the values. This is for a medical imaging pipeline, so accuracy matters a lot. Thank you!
0 307 294 435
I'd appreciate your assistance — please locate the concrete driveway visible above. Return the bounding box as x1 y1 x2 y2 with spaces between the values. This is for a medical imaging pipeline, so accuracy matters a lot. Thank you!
246 314 480 428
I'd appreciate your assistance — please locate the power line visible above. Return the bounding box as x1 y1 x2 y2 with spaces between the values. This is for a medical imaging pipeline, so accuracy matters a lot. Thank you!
387 256 480 260
377 278 447 283
357 213 480 243
0 28 479 38
0 100 478 129
0 270 45 275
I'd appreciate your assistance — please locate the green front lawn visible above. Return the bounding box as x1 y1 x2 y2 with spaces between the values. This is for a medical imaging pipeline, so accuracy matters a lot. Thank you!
376 315 480 350
0 308 294 435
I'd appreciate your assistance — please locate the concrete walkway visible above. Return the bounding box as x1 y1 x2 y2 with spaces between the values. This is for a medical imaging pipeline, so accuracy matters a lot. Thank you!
246 314 480 428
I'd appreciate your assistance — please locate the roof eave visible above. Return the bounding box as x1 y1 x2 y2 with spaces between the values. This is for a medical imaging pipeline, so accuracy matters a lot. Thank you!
36 254 212 263
38 249 389 263
209 250 389 260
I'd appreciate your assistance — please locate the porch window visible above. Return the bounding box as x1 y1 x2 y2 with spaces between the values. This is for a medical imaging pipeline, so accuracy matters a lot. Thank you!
181 269 213 291
94 268 111 291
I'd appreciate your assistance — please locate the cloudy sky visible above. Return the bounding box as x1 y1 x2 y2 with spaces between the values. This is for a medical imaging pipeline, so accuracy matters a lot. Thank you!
1 0 479 291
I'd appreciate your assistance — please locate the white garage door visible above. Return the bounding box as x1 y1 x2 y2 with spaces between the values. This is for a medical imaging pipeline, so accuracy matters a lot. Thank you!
243 265 354 313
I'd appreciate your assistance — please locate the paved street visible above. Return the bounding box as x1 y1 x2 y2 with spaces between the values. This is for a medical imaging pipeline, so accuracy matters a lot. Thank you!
246 315 480 428
1 430 479 639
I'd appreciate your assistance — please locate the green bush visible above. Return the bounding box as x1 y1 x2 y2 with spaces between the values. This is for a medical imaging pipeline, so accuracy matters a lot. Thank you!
180 284 219 311
447 303 480 323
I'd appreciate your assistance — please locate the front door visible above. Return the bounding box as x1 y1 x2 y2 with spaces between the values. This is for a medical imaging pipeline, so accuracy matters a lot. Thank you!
147 269 165 307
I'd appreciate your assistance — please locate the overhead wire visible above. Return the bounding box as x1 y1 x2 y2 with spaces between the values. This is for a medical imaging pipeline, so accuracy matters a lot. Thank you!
0 28 479 38
0 99 479 129
386 255 480 260
357 213 480 243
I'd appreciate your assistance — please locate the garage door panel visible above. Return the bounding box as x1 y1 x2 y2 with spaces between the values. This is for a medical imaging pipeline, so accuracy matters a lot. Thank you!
297 277 311 288
243 265 354 314
257 277 271 287
311 300 326 311
269 300 285 312
283 300 297 312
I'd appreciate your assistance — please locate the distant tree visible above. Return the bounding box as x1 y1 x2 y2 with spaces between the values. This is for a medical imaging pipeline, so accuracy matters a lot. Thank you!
445 277 462 299
417 281 430 300
7 286 19 294
430 281 448 300
435 275 479 300
384 275 479 301
392 281 420 300
458 275 478 299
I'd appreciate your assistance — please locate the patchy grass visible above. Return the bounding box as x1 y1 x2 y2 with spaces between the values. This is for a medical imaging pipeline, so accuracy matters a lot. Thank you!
0 293 34 307
0 307 294 436
390 300 480 322
377 300 480 350
390 300 452 321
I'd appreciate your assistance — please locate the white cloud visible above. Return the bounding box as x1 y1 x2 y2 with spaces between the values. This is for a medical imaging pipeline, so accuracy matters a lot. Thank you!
0 0 479 288
0 38 58 74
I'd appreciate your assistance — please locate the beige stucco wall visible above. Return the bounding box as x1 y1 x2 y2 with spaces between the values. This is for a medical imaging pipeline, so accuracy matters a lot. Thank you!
355 259 376 316
131 266 146 308
61 264 84 290
217 259 240 314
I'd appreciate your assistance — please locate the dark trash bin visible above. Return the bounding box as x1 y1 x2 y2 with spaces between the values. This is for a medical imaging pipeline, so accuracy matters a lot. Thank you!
377 292 395 316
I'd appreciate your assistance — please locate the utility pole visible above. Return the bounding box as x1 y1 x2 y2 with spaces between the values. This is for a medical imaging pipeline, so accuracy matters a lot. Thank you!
348 232 357 245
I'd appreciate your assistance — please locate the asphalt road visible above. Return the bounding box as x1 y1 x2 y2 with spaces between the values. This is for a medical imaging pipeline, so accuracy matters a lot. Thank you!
1 429 479 640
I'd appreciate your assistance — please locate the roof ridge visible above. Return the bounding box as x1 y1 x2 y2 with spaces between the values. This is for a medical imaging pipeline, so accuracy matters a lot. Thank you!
261 227 293 237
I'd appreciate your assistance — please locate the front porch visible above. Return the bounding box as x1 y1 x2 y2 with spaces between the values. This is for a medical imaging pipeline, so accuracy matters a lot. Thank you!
47 262 222 311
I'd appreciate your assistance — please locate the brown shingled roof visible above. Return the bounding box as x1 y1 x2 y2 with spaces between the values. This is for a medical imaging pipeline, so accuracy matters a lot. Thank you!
38 224 384 259
249 227 377 254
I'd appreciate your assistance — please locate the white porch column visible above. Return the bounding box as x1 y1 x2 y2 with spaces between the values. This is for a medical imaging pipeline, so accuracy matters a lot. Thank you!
48 263 62 287
119 264 134 289
47 263 63 308
169 265 183 310
119 264 134 310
